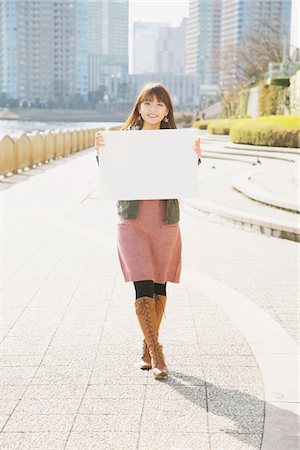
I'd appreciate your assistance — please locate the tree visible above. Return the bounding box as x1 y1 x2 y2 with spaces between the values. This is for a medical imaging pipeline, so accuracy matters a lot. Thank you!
235 15 291 86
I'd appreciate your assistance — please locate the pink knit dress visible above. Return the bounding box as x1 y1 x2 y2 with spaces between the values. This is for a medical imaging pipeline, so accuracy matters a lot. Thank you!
117 199 182 283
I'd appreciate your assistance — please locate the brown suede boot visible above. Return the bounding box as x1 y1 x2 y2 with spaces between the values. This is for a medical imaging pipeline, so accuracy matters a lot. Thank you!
139 294 167 370
135 296 168 379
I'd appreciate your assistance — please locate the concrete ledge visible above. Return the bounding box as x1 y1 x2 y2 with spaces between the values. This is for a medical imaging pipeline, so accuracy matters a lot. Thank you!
225 142 300 156
181 198 299 242
203 148 296 163
231 166 300 213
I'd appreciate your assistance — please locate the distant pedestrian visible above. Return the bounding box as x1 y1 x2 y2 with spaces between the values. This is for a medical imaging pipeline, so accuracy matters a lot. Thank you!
95 82 202 380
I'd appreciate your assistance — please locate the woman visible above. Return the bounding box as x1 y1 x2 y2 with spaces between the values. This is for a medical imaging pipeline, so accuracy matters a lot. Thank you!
95 82 201 380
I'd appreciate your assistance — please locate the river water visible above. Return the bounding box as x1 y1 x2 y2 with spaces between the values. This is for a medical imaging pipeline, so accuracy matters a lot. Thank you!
0 120 122 139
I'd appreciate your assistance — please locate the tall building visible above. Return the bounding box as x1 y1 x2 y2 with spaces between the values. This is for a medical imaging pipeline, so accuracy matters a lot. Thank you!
220 0 292 90
0 0 128 107
88 0 128 92
155 19 187 75
0 0 80 106
290 0 300 60
186 0 222 85
133 22 168 74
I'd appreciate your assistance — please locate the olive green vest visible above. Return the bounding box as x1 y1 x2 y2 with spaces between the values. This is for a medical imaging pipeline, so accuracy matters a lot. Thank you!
117 199 180 225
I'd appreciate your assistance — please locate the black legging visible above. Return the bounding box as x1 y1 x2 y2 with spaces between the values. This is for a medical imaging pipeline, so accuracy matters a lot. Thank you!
134 280 167 299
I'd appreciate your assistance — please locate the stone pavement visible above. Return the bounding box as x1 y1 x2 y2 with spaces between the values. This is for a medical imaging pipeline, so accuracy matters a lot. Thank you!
1 149 299 450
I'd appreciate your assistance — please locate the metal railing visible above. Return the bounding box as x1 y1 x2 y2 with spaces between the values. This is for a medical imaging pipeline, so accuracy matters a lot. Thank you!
0 128 101 178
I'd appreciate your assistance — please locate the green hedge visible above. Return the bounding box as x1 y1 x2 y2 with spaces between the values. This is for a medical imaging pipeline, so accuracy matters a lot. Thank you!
192 120 213 130
193 118 250 135
208 119 236 135
230 116 300 148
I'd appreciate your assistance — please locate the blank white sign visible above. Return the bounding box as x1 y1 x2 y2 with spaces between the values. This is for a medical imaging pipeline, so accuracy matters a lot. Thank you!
97 128 200 200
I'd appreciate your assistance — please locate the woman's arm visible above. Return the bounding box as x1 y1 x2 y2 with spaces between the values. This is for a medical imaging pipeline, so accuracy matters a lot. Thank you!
194 136 202 165
95 131 105 166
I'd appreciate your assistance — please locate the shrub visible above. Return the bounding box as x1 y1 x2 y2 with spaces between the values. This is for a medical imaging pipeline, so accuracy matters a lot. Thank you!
230 115 300 147
207 118 250 135
192 120 212 130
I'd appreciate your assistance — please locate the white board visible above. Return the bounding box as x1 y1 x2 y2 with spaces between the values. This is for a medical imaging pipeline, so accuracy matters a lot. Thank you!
97 128 200 200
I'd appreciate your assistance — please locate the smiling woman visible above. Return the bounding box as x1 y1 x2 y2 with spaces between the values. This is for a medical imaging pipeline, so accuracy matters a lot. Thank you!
94 82 201 381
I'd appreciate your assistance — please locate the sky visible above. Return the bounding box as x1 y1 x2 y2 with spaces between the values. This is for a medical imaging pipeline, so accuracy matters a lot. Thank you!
128 0 190 72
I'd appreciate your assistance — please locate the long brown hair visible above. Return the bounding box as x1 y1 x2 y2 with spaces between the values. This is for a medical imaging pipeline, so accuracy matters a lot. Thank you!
122 82 177 130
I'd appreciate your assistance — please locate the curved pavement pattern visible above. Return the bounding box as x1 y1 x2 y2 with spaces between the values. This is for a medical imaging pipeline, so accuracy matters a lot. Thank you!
0 146 298 450
182 133 299 242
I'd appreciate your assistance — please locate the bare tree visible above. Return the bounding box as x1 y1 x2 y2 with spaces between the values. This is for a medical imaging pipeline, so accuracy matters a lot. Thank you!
235 14 290 85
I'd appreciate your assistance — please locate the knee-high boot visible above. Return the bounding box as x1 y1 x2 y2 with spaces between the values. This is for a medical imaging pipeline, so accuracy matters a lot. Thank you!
139 294 167 370
135 296 168 379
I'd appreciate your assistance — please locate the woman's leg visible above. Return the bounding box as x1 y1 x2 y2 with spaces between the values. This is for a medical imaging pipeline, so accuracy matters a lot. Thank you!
153 282 167 296
134 280 168 379
153 282 167 323
133 280 154 299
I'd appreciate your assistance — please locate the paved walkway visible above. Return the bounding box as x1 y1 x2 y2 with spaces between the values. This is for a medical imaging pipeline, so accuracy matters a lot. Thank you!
1 149 298 450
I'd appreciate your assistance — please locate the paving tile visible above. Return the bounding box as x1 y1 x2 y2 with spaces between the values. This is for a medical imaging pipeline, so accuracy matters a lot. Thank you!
65 431 139 450
0 366 38 385
140 412 208 433
89 373 149 386
0 399 20 415
91 363 149 379
84 384 146 400
138 431 210 450
13 397 82 415
3 413 75 432
202 355 258 368
0 414 10 430
0 432 68 450
78 397 143 415
0 354 43 366
72 413 141 432
143 397 207 416
210 432 262 450
22 384 87 400
206 386 264 433
32 365 92 385
0 336 50 356
145 384 205 401
0 385 28 400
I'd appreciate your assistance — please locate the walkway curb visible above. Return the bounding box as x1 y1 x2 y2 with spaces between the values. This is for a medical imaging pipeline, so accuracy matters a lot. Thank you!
224 143 300 156
182 268 299 450
230 165 299 213
180 199 299 242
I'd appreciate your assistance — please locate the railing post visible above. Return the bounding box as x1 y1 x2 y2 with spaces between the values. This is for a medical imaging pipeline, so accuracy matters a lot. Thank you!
0 135 17 177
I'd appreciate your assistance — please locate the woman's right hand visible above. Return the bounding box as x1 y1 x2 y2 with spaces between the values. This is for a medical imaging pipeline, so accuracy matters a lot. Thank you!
95 131 105 150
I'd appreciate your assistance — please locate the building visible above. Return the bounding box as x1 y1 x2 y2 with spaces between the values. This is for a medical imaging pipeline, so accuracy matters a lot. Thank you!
108 73 200 109
0 0 80 107
0 0 19 102
290 0 300 61
155 19 187 74
220 0 292 90
88 0 128 92
186 0 222 86
0 0 128 107
133 22 169 74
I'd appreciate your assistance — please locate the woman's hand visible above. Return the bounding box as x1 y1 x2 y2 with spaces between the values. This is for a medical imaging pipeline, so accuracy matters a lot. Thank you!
95 131 105 150
194 136 201 159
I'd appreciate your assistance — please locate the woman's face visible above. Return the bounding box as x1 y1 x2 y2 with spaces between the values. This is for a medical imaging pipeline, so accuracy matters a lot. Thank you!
139 96 169 127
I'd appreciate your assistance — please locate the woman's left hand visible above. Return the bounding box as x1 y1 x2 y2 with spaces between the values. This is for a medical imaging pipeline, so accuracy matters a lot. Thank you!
194 136 201 158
